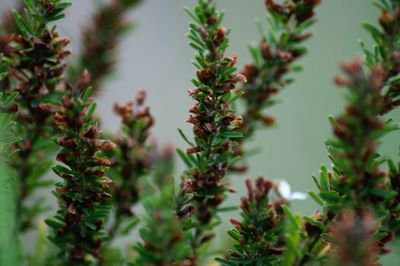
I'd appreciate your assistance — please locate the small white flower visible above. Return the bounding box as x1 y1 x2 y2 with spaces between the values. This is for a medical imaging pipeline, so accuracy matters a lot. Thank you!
275 180 307 201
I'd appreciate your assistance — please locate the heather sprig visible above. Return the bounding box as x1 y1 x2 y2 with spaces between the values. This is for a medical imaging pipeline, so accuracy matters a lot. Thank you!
360 0 400 114
106 90 155 243
68 0 142 95
133 146 193 266
176 0 246 256
328 209 380 266
216 177 286 266
288 60 399 265
45 71 114 265
290 1 400 263
7 0 71 230
235 0 320 170
321 59 397 213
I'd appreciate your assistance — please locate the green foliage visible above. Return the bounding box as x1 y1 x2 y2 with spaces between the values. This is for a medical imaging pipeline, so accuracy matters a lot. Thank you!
239 0 320 142
359 0 400 115
13 0 71 38
0 1 399 265
47 78 114 265
176 0 246 259
218 178 285 266
68 0 143 94
133 149 192 266
105 91 155 245
6 0 72 231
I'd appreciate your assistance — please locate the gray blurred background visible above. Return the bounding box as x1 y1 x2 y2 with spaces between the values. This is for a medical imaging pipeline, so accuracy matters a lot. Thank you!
1 0 399 264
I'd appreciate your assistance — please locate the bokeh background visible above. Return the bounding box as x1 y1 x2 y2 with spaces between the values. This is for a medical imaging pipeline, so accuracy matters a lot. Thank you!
1 0 399 264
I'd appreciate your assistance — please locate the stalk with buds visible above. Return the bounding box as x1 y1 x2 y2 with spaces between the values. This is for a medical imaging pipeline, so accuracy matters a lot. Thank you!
45 72 114 265
176 0 246 258
217 177 286 265
235 0 320 171
69 0 142 95
106 90 155 243
5 0 71 231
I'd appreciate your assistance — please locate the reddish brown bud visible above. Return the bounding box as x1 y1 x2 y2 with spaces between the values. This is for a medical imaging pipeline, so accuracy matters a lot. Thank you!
56 152 69 164
61 96 71 108
334 76 352 87
58 136 77 148
261 115 275 126
231 73 247 83
260 40 271 59
340 57 363 76
78 69 91 91
95 140 116 151
214 27 226 42
197 69 214 84
39 103 59 112
265 0 286 13
304 0 321 6
53 112 65 128
93 157 112 167
83 126 98 139
228 54 238 67
136 90 146 104
186 146 201 154
240 64 258 84
230 218 241 230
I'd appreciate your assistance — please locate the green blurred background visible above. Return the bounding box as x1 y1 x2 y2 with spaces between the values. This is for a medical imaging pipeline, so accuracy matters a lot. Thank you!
1 0 399 264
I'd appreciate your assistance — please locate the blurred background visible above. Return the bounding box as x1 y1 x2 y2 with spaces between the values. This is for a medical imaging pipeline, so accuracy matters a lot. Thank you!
1 0 399 264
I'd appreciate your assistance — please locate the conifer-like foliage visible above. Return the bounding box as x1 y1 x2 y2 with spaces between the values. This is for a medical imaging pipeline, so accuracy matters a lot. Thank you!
107 90 154 243
1 0 400 265
217 177 286 266
69 0 142 94
176 0 246 257
134 147 193 266
284 1 400 263
361 0 400 114
45 72 114 265
7 0 71 231
238 0 320 163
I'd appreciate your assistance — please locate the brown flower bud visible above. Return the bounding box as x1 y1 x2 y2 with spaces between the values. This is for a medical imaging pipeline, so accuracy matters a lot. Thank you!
58 136 77 148
136 90 146 104
56 152 69 164
78 69 91 91
93 157 112 167
261 115 275 126
186 146 201 154
334 76 352 87
83 126 98 139
95 140 116 151
197 69 214 84
39 103 59 112
230 218 241 230
340 57 363 76
214 27 226 42
231 73 247 83
260 40 271 59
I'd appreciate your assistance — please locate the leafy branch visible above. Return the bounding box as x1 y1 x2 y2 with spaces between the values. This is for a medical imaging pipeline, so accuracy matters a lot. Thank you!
45 71 114 265
234 0 320 171
176 0 246 260
7 0 71 231
68 0 142 95
106 90 155 244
